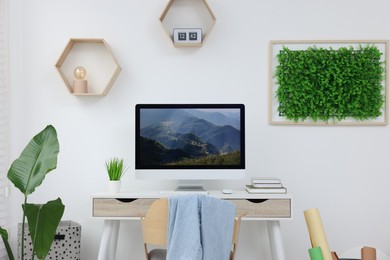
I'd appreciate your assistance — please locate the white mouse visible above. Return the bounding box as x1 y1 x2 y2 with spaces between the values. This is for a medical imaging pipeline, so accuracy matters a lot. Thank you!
222 189 233 194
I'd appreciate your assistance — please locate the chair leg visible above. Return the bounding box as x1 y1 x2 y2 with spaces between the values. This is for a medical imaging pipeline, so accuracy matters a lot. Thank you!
144 244 150 260
230 244 237 260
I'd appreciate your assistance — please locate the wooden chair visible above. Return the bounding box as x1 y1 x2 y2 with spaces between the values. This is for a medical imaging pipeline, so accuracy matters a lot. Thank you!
230 216 242 260
141 198 242 260
141 198 169 260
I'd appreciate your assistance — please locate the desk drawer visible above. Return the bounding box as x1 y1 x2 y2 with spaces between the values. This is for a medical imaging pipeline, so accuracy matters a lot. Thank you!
93 198 155 217
93 198 291 218
228 199 291 218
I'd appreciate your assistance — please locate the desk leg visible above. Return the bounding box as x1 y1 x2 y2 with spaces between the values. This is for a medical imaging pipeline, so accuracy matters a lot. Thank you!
108 221 120 259
97 220 120 260
267 220 286 260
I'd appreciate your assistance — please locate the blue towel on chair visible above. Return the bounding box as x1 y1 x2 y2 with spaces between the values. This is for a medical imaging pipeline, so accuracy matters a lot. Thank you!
167 195 236 260
200 195 236 260
167 195 202 260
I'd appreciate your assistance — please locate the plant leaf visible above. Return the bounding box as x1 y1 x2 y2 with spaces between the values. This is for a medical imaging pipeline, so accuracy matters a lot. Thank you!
0 227 15 260
7 125 59 196
24 198 65 260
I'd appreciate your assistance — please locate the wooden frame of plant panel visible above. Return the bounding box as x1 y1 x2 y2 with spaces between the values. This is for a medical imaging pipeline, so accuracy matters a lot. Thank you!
269 40 389 125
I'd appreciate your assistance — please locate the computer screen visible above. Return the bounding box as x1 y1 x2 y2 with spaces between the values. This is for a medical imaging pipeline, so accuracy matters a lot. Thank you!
135 104 245 180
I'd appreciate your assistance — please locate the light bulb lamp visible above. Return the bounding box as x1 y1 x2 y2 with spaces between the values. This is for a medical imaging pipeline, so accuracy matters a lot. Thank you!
72 66 88 93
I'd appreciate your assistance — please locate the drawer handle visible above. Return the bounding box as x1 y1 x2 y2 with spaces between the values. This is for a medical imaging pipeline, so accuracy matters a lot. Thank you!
246 199 268 204
116 198 137 203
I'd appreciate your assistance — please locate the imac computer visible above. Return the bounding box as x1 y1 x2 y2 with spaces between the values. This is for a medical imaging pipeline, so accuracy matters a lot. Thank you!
135 104 245 190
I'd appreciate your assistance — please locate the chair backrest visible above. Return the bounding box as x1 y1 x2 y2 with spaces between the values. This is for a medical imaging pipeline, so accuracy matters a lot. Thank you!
141 198 169 246
230 216 242 260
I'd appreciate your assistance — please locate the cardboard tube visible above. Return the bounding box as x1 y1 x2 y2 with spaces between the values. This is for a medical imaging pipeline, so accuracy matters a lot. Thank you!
331 251 339 260
309 247 324 260
304 208 332 260
361 246 376 260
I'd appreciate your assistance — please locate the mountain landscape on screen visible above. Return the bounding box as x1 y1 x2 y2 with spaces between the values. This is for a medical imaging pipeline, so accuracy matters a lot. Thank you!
139 109 241 166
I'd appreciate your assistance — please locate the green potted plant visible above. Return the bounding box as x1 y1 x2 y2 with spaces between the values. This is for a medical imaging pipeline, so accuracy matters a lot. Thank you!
0 125 65 260
105 158 128 193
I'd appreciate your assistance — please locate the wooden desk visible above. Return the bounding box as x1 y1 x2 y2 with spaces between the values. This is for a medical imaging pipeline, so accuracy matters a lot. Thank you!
92 190 292 260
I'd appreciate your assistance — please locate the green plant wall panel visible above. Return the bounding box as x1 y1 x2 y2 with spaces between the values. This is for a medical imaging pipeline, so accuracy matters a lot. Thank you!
269 41 388 125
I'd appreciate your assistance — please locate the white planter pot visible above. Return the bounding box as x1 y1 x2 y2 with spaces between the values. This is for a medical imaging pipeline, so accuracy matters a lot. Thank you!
108 180 121 193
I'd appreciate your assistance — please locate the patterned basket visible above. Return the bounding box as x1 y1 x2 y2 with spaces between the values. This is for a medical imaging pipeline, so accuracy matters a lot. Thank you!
18 220 81 260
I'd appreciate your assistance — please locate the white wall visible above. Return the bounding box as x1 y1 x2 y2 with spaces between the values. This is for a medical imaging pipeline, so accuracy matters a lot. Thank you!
8 0 390 259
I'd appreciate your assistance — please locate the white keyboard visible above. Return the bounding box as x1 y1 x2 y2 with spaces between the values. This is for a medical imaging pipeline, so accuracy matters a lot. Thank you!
158 190 209 195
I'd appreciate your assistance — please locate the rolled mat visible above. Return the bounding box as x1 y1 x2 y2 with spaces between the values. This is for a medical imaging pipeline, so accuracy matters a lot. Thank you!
309 247 325 260
304 208 332 260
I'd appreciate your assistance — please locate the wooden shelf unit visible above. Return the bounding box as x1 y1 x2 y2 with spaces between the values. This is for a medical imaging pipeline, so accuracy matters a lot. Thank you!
55 38 121 96
159 0 216 47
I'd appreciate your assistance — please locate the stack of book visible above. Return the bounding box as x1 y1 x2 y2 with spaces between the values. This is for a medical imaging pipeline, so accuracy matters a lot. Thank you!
246 177 287 194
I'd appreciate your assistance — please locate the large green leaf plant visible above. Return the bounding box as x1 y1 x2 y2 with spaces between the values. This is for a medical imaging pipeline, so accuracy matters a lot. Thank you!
0 125 65 260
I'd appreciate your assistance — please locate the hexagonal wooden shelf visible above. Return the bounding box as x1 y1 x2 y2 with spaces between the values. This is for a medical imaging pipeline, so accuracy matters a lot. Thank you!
159 0 216 47
55 38 121 96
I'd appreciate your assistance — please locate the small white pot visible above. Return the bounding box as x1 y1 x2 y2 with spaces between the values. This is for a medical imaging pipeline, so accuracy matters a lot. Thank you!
108 180 121 193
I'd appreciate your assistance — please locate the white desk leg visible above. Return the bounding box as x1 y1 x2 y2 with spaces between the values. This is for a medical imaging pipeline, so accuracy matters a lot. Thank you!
108 220 120 259
267 220 286 260
97 220 113 260
97 220 120 260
